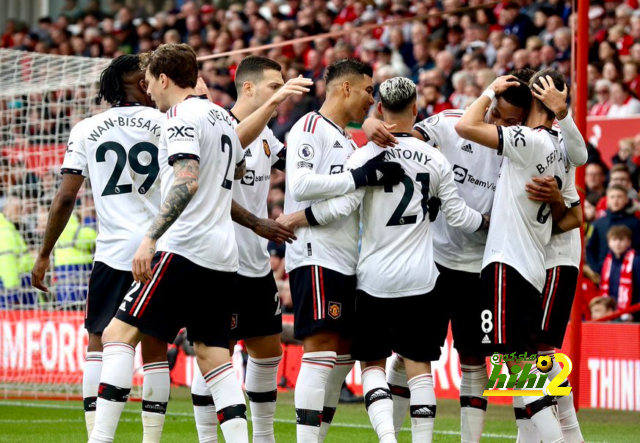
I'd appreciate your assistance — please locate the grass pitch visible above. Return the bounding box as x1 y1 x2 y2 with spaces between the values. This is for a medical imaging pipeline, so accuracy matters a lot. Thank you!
0 387 637 442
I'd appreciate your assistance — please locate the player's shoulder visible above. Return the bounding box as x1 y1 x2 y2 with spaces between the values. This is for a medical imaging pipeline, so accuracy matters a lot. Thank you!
416 110 463 127
292 112 324 135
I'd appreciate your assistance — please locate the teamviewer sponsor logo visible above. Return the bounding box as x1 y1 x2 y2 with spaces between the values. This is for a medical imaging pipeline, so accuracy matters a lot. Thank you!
330 165 344 174
242 170 255 186
453 164 468 183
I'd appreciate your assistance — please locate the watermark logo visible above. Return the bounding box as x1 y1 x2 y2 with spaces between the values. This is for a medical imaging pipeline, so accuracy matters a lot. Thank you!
483 352 572 397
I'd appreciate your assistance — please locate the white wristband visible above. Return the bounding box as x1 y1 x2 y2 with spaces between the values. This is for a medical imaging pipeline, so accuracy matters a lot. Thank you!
482 88 496 101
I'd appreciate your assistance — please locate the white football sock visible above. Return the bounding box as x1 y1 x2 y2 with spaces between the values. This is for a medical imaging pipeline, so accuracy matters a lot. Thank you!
141 361 170 443
295 351 336 443
521 366 563 443
83 351 102 438
460 363 488 443
89 342 135 443
362 366 396 443
387 354 410 436
204 362 248 443
319 354 354 442
543 353 584 443
245 355 281 443
192 369 218 443
408 374 436 443
514 395 541 443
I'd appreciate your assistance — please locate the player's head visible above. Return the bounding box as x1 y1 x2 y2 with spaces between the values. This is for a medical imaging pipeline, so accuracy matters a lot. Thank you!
377 77 417 125
529 68 567 120
485 71 532 127
98 54 152 107
324 59 374 124
235 56 284 117
141 43 198 112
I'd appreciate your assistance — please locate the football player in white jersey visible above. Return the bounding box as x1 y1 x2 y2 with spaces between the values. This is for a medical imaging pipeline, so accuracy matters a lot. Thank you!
455 69 580 443
189 56 312 443
279 77 487 443
31 55 171 441
283 59 404 443
89 44 249 443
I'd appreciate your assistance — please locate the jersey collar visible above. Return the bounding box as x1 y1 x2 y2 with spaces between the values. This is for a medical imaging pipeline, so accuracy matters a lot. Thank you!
315 111 347 137
184 94 208 101
113 102 143 107
390 132 415 138
533 125 558 137
227 109 241 123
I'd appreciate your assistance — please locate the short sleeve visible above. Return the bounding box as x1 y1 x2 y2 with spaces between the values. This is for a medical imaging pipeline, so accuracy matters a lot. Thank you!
61 121 88 177
497 125 537 168
164 116 200 166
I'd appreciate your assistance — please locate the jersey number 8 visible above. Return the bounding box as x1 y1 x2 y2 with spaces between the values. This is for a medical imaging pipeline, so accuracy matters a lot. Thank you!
96 141 159 197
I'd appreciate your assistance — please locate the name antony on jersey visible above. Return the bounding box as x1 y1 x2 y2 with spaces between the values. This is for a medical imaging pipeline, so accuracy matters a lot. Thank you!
84 117 162 142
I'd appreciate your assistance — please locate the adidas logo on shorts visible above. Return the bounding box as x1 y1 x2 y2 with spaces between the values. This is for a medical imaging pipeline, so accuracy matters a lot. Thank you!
482 334 491 344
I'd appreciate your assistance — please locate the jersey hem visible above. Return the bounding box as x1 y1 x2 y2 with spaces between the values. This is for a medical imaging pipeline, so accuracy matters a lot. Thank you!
356 280 436 299
93 256 132 272
482 258 545 293
157 246 238 272
285 258 356 276
433 256 482 274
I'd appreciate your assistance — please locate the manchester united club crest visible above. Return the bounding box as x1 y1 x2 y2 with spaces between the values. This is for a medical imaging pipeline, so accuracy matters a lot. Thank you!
263 140 271 157
230 314 238 329
328 302 341 319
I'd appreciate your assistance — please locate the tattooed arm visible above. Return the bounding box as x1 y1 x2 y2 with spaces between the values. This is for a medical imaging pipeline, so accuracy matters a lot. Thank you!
132 159 199 283
231 200 296 244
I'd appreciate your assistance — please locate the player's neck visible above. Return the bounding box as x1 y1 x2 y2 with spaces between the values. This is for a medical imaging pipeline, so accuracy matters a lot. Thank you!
318 101 349 130
229 99 254 122
166 87 198 109
382 117 413 133
525 112 553 130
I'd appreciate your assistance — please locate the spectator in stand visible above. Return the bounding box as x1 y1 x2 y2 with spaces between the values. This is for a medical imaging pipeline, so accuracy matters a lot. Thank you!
598 225 640 321
595 164 640 219
608 81 640 116
612 138 640 187
590 79 613 116
589 296 616 320
417 82 453 120
587 185 640 274
623 60 640 97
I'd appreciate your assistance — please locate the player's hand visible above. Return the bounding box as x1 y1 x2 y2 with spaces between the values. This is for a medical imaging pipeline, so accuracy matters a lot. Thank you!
362 118 398 148
195 77 213 102
350 152 405 188
276 211 309 230
132 237 156 284
526 176 562 204
269 75 313 106
254 218 297 244
31 254 51 293
489 75 521 95
532 75 568 120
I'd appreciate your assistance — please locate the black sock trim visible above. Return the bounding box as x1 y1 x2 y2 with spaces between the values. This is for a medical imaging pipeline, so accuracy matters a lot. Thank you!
296 408 323 427
460 395 488 411
559 379 570 388
142 400 168 415
365 387 392 410
83 396 97 412
322 406 336 424
514 407 530 420
389 384 410 399
98 383 131 402
192 393 215 407
246 389 277 403
410 404 436 418
525 395 556 417
217 404 247 424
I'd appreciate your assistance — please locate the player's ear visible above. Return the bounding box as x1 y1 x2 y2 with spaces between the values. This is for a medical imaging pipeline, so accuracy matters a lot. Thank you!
377 101 383 115
159 73 168 89
243 81 253 97
343 81 350 97
138 79 147 94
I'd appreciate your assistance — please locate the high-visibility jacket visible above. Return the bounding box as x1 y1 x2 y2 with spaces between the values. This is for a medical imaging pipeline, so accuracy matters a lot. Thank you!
53 213 96 268
0 213 34 290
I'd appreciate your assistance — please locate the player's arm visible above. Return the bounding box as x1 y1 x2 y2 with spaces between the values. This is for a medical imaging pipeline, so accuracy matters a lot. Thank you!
436 161 486 233
362 117 398 148
32 174 84 292
532 75 587 167
231 200 296 244
234 158 246 180
525 176 567 223
277 190 366 229
234 76 312 148
554 205 582 234
454 76 522 149
133 159 199 283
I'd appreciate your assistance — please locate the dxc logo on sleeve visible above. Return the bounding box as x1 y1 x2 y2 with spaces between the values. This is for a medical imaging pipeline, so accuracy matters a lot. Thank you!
167 126 195 140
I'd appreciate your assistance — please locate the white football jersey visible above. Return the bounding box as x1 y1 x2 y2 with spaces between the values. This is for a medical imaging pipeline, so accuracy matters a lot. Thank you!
414 110 502 273
61 104 163 271
483 125 569 292
284 111 360 275
309 135 483 298
228 110 285 277
156 96 244 271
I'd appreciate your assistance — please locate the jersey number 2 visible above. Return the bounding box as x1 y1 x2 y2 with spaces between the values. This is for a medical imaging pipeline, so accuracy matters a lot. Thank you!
384 173 430 226
96 142 159 196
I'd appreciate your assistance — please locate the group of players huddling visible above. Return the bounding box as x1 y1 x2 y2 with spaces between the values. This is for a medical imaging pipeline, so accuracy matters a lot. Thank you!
31 43 587 443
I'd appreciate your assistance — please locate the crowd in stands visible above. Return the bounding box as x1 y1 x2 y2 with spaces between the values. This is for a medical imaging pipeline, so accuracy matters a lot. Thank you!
2 0 640 321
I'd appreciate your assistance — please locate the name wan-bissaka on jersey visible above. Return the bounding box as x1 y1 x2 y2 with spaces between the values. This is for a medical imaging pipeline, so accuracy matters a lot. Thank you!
87 117 161 142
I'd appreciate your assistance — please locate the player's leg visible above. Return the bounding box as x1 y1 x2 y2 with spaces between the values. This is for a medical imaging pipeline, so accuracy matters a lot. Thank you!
191 368 219 443
539 266 584 443
513 395 541 443
387 354 410 436
188 266 248 443
231 272 283 443
289 265 355 443
361 361 396 443
140 336 170 443
404 360 436 443
84 333 103 437
89 318 144 443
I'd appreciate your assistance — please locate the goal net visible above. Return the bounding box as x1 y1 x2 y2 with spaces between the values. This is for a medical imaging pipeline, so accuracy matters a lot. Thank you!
0 49 114 399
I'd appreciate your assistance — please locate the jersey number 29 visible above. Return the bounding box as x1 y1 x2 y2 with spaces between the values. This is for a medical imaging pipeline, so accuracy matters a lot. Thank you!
384 173 430 226
96 141 159 197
